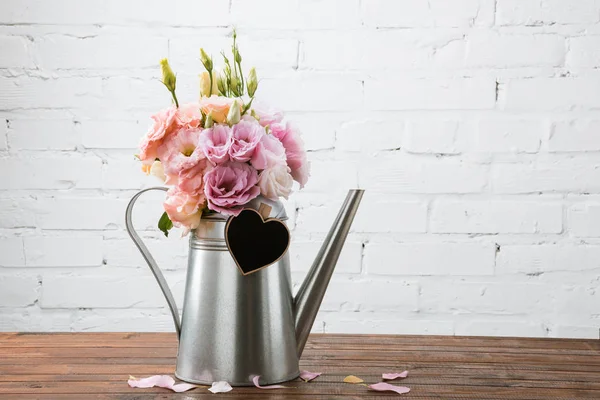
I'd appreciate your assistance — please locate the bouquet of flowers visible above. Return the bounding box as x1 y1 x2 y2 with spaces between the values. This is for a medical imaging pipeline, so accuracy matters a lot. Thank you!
137 33 310 236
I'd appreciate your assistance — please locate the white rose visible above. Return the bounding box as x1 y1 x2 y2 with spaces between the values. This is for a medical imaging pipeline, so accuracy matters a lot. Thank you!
258 165 293 200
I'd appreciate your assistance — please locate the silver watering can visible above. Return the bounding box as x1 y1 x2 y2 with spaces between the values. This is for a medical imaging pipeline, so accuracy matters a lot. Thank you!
125 188 364 386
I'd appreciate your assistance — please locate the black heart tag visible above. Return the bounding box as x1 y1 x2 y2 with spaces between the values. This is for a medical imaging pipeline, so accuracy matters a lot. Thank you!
225 204 290 276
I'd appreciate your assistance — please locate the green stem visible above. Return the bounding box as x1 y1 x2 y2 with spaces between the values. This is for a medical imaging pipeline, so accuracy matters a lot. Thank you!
171 90 179 108
209 70 213 97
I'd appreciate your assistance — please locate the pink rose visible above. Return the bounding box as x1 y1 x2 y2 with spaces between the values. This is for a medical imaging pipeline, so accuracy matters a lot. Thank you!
258 165 293 200
139 106 178 163
229 120 264 162
251 133 287 170
200 96 240 124
270 122 310 188
199 124 232 165
252 101 284 127
163 186 205 235
156 127 205 181
203 162 260 216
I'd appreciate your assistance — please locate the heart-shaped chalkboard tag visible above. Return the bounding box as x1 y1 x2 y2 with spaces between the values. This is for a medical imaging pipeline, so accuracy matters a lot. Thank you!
225 204 291 276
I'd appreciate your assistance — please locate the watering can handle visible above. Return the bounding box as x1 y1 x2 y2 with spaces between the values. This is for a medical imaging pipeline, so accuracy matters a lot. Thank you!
125 187 181 338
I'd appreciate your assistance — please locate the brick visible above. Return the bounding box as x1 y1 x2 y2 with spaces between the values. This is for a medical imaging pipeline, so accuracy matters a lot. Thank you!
553 325 600 339
0 156 102 190
81 119 142 149
101 77 167 112
301 158 359 195
0 275 39 307
232 0 360 30
40 273 186 309
259 73 363 112
290 114 339 151
0 36 34 68
549 120 600 152
568 36 600 68
497 0 600 26
359 154 488 194
0 121 7 151
36 35 167 70
365 243 495 276
474 119 543 153
0 77 103 110
362 0 492 28
430 200 562 234
0 0 230 26
35 198 126 230
103 158 149 190
322 314 454 335
0 199 36 229
466 33 565 67
320 279 419 312
404 120 462 154
352 196 427 233
7 119 79 150
568 202 600 237
103 237 188 269
555 286 598 318
0 309 72 332
289 240 362 274
454 320 548 337
336 120 403 152
504 78 600 111
366 77 495 110
497 244 600 274
492 160 600 194
0 237 25 267
420 281 556 314
23 236 103 267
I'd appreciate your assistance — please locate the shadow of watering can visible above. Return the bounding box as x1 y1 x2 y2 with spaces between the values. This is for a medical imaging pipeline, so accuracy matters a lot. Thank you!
125 188 364 386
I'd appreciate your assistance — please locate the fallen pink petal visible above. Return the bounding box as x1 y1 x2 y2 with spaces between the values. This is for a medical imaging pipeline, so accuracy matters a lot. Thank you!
382 371 409 380
127 375 198 393
252 375 287 389
208 381 233 394
368 382 411 394
299 370 322 382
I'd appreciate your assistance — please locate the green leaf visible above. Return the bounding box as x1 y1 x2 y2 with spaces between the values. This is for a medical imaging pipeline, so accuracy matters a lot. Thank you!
158 212 173 237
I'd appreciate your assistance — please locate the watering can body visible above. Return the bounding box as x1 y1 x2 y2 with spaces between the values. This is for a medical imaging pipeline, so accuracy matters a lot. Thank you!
125 189 363 386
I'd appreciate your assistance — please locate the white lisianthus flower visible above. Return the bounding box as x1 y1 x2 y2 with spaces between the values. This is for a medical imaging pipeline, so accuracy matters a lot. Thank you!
150 160 166 182
258 165 293 200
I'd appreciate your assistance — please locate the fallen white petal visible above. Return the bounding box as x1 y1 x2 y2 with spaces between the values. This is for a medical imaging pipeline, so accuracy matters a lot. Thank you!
127 375 198 393
299 370 322 382
369 382 411 394
208 381 233 394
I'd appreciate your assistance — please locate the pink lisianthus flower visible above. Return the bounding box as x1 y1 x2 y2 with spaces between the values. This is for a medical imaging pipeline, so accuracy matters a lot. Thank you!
203 162 260 216
229 120 265 162
163 186 205 236
252 101 284 128
175 103 202 129
139 106 178 163
177 158 212 196
251 133 287 170
258 164 293 200
270 122 310 188
156 127 205 183
199 124 232 165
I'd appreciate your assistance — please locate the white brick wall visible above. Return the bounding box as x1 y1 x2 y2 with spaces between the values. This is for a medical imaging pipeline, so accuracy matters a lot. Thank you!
0 0 599 339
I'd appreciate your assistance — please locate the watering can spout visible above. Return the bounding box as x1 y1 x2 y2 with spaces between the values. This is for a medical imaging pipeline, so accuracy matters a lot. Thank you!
293 189 364 357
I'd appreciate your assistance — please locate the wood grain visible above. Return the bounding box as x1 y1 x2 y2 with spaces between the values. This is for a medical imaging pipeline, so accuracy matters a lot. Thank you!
0 333 598 399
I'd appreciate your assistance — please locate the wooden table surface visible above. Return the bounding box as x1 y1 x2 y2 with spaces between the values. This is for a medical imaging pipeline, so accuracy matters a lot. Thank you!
0 333 599 399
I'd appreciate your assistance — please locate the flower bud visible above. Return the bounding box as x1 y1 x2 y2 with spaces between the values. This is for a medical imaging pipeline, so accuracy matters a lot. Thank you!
200 48 213 71
160 58 176 92
246 67 257 97
150 160 166 182
205 111 214 128
199 71 219 98
226 99 241 125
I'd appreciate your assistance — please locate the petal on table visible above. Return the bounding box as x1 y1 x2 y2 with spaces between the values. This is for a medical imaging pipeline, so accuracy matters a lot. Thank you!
299 370 322 382
252 375 286 389
368 382 411 394
343 375 364 384
382 371 409 380
208 381 233 394
127 375 198 393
